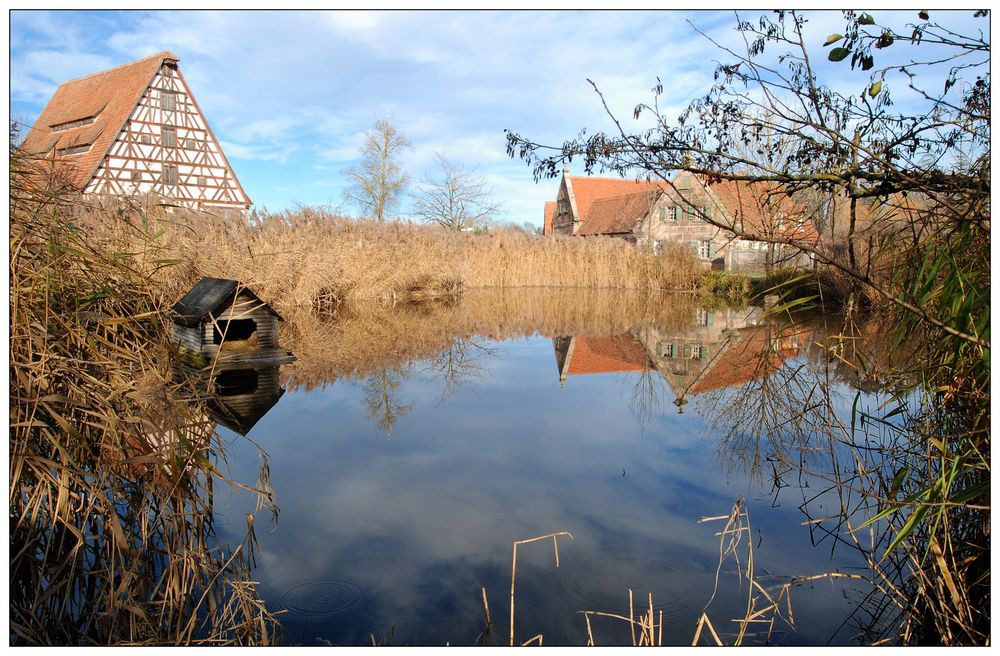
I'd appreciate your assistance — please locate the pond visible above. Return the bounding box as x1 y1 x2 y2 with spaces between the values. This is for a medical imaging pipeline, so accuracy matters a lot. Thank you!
208 289 896 646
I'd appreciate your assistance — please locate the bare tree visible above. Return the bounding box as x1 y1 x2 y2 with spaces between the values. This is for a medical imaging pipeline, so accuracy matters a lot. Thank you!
343 115 411 222
412 154 502 232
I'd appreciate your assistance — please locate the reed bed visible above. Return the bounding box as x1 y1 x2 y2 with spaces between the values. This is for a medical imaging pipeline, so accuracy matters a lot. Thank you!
10 167 280 644
70 199 702 315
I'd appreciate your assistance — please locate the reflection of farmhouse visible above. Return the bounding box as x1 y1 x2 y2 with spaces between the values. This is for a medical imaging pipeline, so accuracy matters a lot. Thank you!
543 167 819 272
171 277 288 362
21 51 251 213
553 334 652 386
552 307 809 411
637 316 809 408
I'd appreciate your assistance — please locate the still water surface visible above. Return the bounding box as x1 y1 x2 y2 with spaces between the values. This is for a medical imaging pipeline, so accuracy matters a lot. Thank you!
211 290 883 646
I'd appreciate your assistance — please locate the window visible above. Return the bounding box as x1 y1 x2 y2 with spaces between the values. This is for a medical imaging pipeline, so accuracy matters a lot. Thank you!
696 308 710 326
558 199 568 214
691 345 707 360
162 127 176 148
51 116 96 132
131 170 142 183
57 144 90 156
162 165 177 185
160 90 176 111
670 206 679 221
139 134 152 145
661 343 675 358
697 240 712 259
197 176 206 187
185 138 198 149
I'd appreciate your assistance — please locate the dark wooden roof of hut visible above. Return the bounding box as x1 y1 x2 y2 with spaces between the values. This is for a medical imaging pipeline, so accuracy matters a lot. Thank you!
172 277 281 327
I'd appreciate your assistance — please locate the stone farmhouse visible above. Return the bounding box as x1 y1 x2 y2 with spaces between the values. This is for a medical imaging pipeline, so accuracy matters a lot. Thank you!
543 167 820 271
20 51 251 214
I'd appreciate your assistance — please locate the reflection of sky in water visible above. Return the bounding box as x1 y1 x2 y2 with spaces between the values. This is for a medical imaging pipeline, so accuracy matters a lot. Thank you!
215 335 872 646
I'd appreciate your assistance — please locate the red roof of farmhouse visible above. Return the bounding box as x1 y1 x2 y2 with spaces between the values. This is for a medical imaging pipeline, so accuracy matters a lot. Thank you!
570 176 666 226
578 190 660 236
707 179 821 244
21 51 180 191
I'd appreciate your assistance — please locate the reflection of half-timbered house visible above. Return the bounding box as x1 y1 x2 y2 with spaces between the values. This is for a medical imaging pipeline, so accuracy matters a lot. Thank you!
21 51 251 213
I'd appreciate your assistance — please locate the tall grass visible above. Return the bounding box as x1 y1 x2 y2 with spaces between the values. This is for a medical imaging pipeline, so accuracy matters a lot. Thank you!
69 201 702 313
10 159 280 644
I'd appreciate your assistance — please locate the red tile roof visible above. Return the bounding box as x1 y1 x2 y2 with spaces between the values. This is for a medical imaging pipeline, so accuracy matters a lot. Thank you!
578 190 659 236
543 201 555 235
566 334 651 375
570 176 666 229
21 51 180 191
707 179 821 245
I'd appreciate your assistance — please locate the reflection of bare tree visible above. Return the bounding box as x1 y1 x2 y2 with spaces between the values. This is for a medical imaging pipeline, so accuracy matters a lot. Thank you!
363 368 412 437
623 366 671 429
697 322 834 484
421 337 498 403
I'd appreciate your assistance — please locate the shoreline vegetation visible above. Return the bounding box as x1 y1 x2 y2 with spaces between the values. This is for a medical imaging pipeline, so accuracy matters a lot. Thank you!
65 197 741 313
11 152 987 645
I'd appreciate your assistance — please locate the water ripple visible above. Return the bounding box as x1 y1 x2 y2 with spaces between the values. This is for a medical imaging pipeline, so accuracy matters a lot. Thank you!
276 578 370 617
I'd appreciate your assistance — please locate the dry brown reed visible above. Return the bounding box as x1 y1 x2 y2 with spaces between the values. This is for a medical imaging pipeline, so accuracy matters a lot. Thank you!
70 201 703 316
10 166 280 644
508 532 574 646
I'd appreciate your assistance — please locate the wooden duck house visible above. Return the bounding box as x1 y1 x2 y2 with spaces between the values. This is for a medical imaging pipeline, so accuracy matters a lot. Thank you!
171 277 288 362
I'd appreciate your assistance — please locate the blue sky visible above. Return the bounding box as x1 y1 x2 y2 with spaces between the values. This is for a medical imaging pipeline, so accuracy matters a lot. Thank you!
8 9 985 226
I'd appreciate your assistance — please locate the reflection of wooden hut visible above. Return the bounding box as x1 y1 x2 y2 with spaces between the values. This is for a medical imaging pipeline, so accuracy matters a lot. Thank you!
207 364 285 435
172 361 286 436
171 278 283 360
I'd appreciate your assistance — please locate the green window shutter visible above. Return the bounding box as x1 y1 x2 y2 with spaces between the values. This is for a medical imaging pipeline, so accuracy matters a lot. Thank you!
704 205 712 220
684 344 691 358
659 207 666 222
707 312 714 326
700 346 707 360
709 241 717 258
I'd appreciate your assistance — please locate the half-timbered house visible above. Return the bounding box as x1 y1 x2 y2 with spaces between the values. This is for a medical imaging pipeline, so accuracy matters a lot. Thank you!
20 51 251 213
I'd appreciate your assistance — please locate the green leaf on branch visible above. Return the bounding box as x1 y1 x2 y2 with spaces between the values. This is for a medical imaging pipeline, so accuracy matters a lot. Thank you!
828 47 850 62
824 33 843 46
858 13 876 25
869 81 883 98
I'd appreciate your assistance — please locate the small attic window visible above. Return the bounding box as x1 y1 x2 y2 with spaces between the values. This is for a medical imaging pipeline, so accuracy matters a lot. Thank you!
140 134 152 145
58 144 91 156
51 116 97 132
